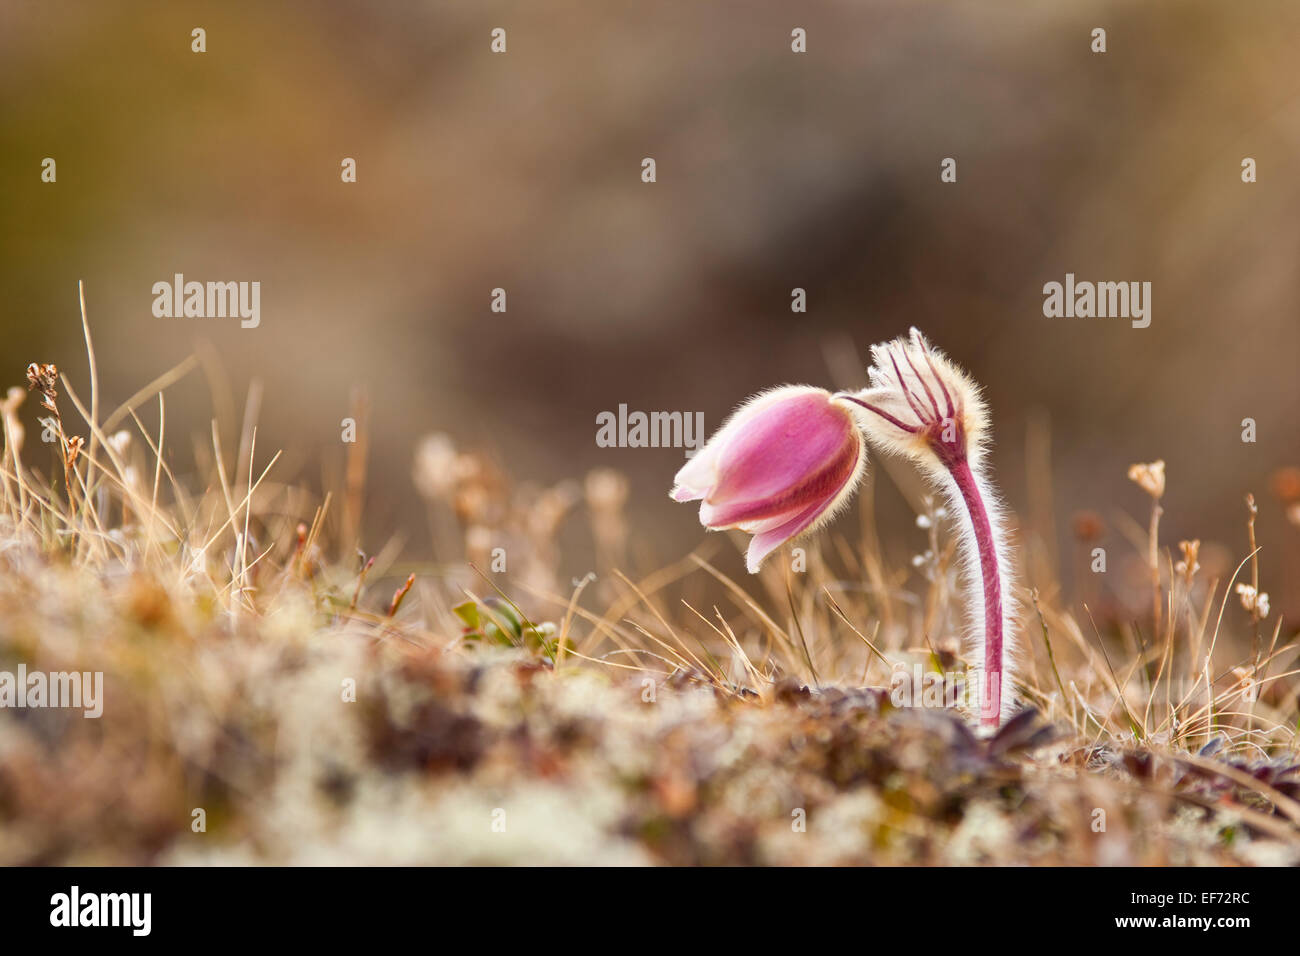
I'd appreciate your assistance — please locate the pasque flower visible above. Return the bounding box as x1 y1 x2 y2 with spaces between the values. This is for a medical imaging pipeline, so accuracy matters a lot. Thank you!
835 328 1016 727
671 386 866 574
672 329 1018 728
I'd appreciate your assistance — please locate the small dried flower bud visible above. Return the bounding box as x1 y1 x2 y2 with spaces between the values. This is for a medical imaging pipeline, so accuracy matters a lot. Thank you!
1174 539 1200 579
64 434 84 467
1127 460 1165 499
1235 583 1270 618
26 362 54 391
1230 666 1259 701
26 363 60 413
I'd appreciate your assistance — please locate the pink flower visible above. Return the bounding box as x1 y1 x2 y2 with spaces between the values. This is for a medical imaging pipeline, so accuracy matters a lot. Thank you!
671 386 866 573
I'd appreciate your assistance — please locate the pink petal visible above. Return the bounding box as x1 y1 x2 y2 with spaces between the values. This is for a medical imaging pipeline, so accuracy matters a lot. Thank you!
744 498 828 573
668 384 870 573
700 392 858 526
670 441 721 501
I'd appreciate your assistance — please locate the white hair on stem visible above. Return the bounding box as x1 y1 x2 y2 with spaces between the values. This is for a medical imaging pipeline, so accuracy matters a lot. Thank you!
833 328 1019 727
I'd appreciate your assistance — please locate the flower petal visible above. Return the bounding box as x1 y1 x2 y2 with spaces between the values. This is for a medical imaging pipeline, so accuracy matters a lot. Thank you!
669 384 869 573
670 441 722 501
744 498 828 573
704 388 858 518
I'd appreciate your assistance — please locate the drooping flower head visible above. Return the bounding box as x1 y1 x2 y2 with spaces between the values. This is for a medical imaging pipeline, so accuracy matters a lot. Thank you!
671 386 866 573
671 329 1018 728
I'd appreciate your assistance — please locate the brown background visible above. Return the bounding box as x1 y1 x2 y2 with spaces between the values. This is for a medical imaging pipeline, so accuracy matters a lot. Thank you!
1 0 1297 607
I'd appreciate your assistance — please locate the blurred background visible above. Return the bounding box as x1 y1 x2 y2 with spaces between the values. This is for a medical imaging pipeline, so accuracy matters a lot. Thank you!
2 0 1297 613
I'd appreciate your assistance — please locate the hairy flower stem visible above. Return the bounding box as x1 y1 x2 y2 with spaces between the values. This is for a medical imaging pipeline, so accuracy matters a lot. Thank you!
838 388 1008 727
948 457 1003 728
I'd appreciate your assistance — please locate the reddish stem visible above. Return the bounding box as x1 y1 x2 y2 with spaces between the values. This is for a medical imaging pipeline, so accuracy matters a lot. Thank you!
949 457 1003 727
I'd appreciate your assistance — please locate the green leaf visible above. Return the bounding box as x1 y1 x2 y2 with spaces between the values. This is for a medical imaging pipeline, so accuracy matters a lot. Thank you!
452 600 480 629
